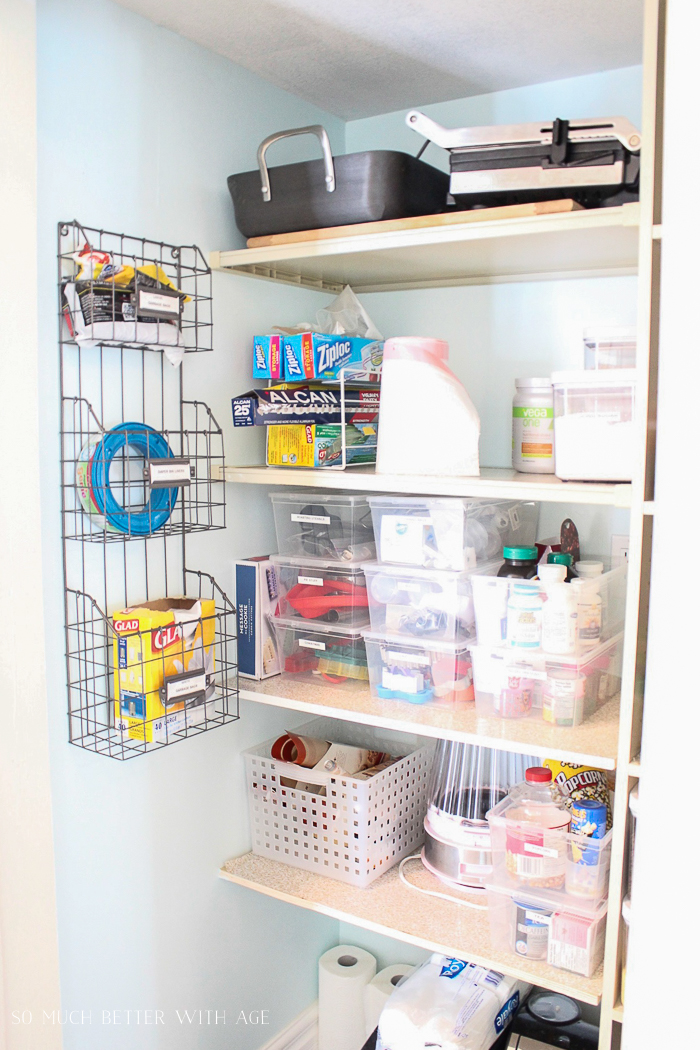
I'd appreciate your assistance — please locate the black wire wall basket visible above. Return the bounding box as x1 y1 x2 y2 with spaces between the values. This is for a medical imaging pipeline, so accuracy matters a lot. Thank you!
59 221 238 758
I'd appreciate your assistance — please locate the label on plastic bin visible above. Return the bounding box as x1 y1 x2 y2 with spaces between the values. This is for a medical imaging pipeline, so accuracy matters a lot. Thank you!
298 576 324 586
385 650 430 666
524 843 559 859
292 512 331 524
299 638 325 650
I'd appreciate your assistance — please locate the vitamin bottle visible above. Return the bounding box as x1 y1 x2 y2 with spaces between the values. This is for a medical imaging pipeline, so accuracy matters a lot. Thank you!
497 546 539 580
548 551 577 582
512 378 555 474
571 577 603 650
542 583 578 655
506 583 543 649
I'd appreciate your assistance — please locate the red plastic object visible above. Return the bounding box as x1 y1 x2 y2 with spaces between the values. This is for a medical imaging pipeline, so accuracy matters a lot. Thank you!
526 767 553 783
284 651 318 673
285 580 368 620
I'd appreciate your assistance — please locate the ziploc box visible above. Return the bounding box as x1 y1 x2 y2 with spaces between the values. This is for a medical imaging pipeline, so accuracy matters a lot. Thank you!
112 597 216 743
253 335 283 380
282 333 383 381
266 423 378 468
235 556 280 679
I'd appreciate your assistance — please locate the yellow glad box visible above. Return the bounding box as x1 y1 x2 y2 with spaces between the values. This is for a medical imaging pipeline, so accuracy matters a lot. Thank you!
112 597 216 743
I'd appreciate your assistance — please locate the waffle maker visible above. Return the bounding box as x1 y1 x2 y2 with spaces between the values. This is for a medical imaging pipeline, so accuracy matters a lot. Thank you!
406 111 641 209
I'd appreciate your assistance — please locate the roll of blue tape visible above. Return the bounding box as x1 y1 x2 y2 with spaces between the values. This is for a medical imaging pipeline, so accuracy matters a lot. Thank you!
89 422 178 535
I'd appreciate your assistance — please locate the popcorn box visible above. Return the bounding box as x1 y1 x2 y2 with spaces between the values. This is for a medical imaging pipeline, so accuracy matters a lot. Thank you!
112 597 216 743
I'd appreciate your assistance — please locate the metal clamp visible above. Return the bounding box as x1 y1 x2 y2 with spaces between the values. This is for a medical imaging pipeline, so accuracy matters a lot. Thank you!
256 124 336 202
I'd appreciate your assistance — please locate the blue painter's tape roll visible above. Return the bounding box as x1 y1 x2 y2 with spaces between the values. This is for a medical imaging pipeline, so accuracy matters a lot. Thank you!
89 422 178 535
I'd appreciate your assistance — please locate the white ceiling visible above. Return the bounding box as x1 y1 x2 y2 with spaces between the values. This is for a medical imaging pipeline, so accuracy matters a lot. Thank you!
114 0 643 120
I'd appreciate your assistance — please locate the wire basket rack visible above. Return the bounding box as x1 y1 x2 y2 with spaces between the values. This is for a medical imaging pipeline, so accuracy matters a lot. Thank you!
59 221 238 758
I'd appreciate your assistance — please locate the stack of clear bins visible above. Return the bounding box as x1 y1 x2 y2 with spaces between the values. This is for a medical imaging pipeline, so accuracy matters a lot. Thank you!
470 562 627 726
485 792 613 977
362 497 539 706
267 493 374 689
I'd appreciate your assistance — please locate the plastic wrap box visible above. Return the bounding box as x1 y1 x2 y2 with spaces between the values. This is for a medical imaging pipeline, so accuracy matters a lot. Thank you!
270 492 375 563
367 496 539 571
470 633 623 725
364 631 474 706
271 556 370 627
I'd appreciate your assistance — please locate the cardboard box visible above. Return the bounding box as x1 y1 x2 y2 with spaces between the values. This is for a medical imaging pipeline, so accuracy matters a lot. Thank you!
281 332 383 381
232 384 380 428
252 334 283 380
266 423 378 468
236 557 280 679
113 597 216 743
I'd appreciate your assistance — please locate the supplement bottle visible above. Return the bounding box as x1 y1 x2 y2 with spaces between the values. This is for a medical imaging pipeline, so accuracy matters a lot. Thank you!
512 378 555 474
570 577 602 650
542 582 578 655
506 583 543 649
548 551 577 582
502 767 571 888
497 546 539 579
575 560 604 579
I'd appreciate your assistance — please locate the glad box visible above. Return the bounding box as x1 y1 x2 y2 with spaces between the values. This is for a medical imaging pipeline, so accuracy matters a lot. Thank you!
112 597 216 743
282 332 383 381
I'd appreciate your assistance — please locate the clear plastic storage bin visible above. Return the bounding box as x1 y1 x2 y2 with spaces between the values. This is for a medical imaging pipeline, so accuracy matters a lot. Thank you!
583 327 637 370
270 492 375 563
552 370 637 482
269 618 368 688
367 496 539 571
363 562 498 643
486 793 613 907
364 630 473 706
244 717 433 887
271 556 370 627
471 563 627 652
471 634 623 725
486 884 607 977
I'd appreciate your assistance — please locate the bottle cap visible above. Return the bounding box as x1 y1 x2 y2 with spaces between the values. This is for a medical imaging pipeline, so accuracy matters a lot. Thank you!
549 552 573 567
515 377 553 389
526 767 553 783
538 564 567 585
503 546 538 560
575 560 605 578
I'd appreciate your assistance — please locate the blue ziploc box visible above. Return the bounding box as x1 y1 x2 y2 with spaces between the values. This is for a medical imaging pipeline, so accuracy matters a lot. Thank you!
253 335 283 380
282 332 383 381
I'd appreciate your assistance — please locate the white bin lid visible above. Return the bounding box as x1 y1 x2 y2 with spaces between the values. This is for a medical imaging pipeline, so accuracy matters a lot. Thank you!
551 368 637 387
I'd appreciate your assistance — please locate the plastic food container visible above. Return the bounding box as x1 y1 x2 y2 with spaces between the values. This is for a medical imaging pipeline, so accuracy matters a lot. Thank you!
364 631 473 706
271 556 370 627
552 370 637 482
471 563 627 652
583 326 637 370
243 716 433 887
269 618 368 688
363 562 499 643
367 496 539 570
269 492 375 563
487 793 613 908
471 634 623 725
486 884 607 977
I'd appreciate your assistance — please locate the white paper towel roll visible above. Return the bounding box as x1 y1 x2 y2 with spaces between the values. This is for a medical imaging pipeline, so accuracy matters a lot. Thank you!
319 944 377 1050
363 963 415 1038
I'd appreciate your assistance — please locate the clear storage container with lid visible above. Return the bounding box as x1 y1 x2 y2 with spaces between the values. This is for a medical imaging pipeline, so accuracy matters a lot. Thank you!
363 630 473 706
270 556 370 627
552 370 637 481
269 618 368 688
512 378 554 474
583 326 637 370
269 492 375 562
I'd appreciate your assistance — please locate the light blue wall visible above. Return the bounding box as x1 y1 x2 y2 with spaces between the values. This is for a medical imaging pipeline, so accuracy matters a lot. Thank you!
37 5 644 1043
36 2 346 1048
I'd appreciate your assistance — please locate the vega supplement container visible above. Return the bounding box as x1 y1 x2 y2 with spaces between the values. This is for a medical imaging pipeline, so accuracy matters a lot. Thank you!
512 378 555 474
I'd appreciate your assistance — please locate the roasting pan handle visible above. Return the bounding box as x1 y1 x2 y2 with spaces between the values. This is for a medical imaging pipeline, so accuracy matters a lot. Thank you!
257 125 336 202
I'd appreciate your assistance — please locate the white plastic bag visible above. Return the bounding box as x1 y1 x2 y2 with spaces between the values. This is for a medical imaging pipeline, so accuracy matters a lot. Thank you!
376 954 530 1050
280 285 383 339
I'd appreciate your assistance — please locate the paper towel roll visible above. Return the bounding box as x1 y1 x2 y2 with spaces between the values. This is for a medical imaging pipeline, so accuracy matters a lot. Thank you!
318 944 377 1050
363 963 415 1037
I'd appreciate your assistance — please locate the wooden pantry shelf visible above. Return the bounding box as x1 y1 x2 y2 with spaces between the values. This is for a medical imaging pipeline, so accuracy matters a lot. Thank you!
210 203 640 293
238 678 621 770
213 464 633 509
220 853 604 1005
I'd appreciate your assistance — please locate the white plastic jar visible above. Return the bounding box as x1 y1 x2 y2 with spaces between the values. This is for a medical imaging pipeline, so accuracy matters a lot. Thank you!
512 378 554 474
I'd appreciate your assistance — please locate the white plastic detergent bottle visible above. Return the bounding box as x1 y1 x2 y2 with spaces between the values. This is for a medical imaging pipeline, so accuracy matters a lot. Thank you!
376 337 481 476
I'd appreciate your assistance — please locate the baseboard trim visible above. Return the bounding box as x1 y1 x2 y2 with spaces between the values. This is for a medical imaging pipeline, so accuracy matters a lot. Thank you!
258 1002 319 1050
